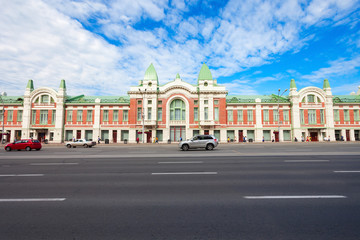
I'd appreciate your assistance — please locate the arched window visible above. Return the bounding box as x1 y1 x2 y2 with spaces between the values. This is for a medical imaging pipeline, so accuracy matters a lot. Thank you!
170 99 185 120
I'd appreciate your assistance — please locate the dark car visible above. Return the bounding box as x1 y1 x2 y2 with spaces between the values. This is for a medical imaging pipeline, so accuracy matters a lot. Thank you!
4 139 42 151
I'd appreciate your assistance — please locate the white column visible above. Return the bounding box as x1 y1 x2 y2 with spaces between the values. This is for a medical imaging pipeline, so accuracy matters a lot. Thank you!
255 98 262 142
93 98 101 140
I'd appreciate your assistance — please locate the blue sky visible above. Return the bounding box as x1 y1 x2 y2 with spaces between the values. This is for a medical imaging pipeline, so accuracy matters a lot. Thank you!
0 0 360 96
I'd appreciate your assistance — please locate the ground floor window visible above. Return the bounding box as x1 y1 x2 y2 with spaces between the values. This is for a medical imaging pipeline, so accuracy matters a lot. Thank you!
193 130 199 138
335 130 341 141
355 130 360 141
226 130 235 142
263 130 271 141
136 130 143 142
121 130 129 141
85 130 93 141
156 130 163 142
283 130 291 141
101 130 109 141
214 130 220 141
170 126 186 141
247 130 255 141
65 130 73 141
50 132 54 141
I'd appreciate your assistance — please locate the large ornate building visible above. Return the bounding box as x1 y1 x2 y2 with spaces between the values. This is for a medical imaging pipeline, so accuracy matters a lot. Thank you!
1 63 360 143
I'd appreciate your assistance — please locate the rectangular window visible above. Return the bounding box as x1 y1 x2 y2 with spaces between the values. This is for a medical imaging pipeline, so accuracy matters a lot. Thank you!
157 108 162 121
194 100 198 105
307 95 315 103
137 100 142 105
103 110 109 122
308 109 316 124
227 110 233 122
204 100 208 105
263 110 269 122
87 110 93 122
194 107 198 121
334 109 340 121
7 110 13 122
147 107 152 120
204 107 208 120
238 110 243 122
214 100 219 105
32 110 36 124
67 110 72 122
273 110 278 122
344 109 350 121
247 110 253 122
41 95 49 103
51 110 56 124
40 110 48 124
77 110 83 122
148 100 152 105
320 109 324 124
0 110 3 121
354 110 360 121
113 110 119 121
137 108 142 121
300 109 304 124
17 110 23 122
283 110 289 121
158 100 162 105
214 107 219 121
123 110 128 121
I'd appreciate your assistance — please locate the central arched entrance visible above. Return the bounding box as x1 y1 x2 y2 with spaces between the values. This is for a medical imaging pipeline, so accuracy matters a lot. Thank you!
169 99 186 141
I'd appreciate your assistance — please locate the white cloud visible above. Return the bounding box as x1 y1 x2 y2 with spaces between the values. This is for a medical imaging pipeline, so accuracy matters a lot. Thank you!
302 56 360 83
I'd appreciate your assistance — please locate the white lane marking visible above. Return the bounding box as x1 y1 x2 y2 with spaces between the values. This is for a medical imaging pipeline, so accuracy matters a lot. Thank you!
284 160 329 162
244 195 347 199
0 198 66 202
158 161 203 164
0 174 44 177
334 171 360 173
152 172 217 175
30 163 79 166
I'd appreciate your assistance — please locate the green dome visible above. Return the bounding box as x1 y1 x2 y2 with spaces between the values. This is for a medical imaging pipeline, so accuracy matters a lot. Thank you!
144 63 158 84
198 63 213 82
290 79 296 89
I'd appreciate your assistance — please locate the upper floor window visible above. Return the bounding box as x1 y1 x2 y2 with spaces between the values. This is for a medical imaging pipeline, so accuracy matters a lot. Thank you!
170 99 185 120
247 110 253 122
307 95 315 103
214 100 219 105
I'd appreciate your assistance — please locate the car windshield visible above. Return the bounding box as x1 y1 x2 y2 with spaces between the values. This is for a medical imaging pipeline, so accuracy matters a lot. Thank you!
32 140 40 143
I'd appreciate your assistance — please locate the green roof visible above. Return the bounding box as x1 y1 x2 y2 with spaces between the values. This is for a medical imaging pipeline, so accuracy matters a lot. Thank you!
333 95 360 103
226 95 290 103
323 79 331 89
0 96 24 104
290 79 296 89
26 79 34 90
198 63 213 82
66 95 130 104
60 79 66 89
144 63 158 84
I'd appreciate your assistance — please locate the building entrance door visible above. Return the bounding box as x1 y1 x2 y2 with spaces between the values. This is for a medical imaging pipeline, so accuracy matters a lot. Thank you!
146 130 152 143
310 132 318 141
238 130 243 142
76 130 81 139
113 130 117 143
346 130 350 141
274 131 279 142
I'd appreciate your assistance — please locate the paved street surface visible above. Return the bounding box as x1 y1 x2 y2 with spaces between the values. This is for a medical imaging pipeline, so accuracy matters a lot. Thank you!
0 143 360 239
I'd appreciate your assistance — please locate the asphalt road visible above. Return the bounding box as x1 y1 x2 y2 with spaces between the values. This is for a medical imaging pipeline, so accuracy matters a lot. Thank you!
0 143 360 239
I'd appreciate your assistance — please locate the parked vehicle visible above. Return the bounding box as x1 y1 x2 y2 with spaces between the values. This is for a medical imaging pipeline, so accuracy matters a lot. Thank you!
4 139 42 151
65 139 96 148
179 135 219 151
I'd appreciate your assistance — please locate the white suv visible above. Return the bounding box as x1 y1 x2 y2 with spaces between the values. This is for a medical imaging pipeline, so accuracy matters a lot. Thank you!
179 135 219 151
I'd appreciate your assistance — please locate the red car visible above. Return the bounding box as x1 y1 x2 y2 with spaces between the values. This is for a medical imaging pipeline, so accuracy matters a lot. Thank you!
4 139 42 151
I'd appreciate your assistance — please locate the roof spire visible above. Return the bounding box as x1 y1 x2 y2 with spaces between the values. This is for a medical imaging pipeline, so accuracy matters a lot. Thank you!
144 63 159 85
176 73 180 79
198 63 213 83
60 79 66 89
26 79 34 91
323 79 331 89
290 79 297 89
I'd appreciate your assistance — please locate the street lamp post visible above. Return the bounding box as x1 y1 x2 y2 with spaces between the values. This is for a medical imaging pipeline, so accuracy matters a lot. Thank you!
277 88 288 142
139 88 146 143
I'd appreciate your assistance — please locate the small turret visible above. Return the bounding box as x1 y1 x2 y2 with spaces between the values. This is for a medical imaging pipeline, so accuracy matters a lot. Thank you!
26 79 34 91
290 79 297 90
59 79 66 89
323 79 330 89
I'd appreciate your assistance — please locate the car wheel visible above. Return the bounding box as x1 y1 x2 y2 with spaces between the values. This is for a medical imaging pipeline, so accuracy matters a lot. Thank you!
84 144 88 148
25 146 32 151
182 144 189 151
5 146 11 152
206 144 214 150
66 144 72 148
